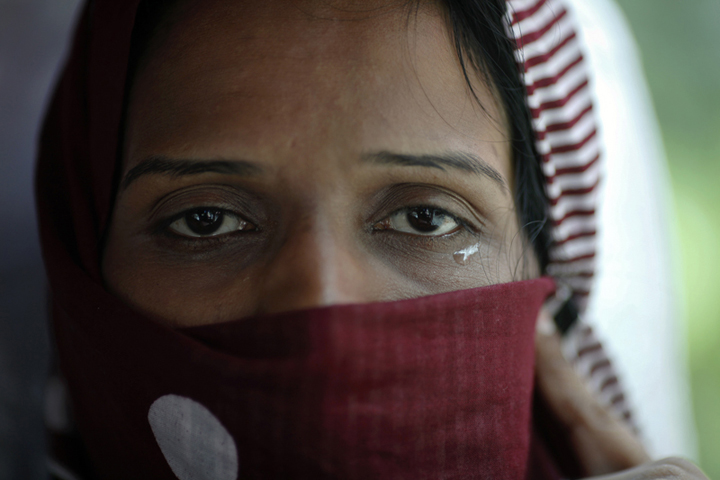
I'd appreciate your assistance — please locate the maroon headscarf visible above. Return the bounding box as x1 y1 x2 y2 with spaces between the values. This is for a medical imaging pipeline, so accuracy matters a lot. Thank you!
36 0 607 478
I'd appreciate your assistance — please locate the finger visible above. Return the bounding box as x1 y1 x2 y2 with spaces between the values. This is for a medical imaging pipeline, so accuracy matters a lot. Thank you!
586 457 709 480
534 308 650 475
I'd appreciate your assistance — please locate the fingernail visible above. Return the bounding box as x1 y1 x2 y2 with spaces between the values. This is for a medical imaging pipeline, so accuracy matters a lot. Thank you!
537 311 557 336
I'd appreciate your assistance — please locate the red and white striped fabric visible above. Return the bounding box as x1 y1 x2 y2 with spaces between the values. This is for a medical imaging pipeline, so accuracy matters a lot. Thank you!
505 0 635 427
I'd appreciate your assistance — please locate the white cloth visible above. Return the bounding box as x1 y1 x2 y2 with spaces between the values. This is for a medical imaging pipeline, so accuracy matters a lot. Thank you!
565 0 698 460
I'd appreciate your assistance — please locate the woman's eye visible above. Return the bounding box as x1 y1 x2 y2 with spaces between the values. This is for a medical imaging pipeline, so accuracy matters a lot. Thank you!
167 208 255 237
374 207 463 236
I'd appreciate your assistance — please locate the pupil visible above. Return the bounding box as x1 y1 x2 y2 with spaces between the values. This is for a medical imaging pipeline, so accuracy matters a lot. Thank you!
408 207 440 232
186 208 223 235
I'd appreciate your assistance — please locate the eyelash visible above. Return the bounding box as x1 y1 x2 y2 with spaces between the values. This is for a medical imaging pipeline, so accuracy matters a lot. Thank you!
155 208 256 241
154 204 478 246
371 206 474 237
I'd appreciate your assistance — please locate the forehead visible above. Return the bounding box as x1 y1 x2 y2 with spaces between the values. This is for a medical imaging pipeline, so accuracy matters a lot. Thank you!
125 0 509 178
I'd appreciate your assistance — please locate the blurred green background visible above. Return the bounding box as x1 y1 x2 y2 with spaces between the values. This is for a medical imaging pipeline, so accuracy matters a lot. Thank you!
614 0 720 476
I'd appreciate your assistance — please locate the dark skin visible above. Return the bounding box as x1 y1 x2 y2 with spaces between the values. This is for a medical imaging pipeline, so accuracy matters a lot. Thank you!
102 1 707 477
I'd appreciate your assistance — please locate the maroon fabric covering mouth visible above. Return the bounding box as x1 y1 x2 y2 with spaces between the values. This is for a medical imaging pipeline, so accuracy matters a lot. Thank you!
52 275 556 479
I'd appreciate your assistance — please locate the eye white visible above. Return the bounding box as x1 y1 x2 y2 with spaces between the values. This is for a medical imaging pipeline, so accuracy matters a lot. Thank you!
386 209 461 236
168 211 249 237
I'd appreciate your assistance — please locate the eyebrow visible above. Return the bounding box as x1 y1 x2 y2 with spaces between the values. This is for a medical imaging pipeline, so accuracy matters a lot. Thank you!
120 150 508 192
363 150 508 191
120 155 263 190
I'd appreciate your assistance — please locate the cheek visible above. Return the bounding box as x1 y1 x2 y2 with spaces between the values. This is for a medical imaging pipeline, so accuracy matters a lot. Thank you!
367 218 523 290
102 213 267 326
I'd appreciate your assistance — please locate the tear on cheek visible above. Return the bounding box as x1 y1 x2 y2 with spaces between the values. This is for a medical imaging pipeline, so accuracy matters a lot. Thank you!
453 242 480 265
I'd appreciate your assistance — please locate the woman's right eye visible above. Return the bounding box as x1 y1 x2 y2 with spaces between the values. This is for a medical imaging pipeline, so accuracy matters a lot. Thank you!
167 207 255 238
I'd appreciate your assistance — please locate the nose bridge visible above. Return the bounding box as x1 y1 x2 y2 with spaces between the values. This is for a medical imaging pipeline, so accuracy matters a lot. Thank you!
256 212 366 315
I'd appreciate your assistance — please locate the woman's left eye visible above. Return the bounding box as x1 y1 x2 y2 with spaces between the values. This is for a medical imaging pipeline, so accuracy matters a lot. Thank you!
167 207 255 238
374 207 463 236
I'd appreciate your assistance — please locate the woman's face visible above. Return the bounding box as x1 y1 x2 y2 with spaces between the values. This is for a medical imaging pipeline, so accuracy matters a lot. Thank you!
103 0 533 327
